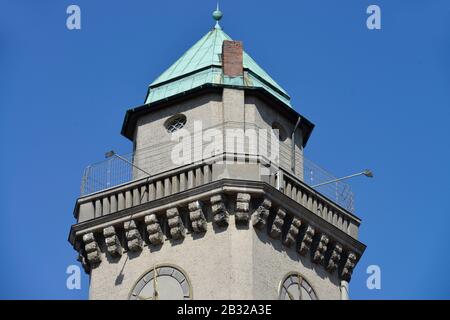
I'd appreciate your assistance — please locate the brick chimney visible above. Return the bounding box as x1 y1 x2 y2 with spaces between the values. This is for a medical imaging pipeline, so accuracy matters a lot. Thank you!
222 40 243 77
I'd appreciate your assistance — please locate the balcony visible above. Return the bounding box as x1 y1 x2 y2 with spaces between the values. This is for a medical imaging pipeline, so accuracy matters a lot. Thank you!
80 149 355 213
74 150 360 240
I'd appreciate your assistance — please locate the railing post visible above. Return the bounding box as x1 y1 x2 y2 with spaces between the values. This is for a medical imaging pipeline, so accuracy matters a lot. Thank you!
276 170 284 192
80 165 91 196
106 158 111 188
335 181 338 205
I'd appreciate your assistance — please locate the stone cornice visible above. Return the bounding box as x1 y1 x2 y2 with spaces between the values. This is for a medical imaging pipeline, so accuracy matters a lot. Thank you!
69 179 366 282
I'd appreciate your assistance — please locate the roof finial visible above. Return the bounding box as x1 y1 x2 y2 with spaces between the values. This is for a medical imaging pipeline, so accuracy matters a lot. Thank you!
212 2 223 30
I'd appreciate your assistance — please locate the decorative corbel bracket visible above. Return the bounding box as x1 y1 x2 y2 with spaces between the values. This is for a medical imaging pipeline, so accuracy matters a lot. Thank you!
124 220 143 252
145 214 164 245
167 208 185 240
189 201 207 233
103 226 122 257
211 194 229 227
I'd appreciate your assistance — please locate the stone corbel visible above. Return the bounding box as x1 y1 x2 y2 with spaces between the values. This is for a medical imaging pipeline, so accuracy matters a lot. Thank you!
251 198 271 230
326 243 343 273
82 232 101 266
124 220 143 252
144 214 164 245
298 225 315 255
235 193 251 224
211 194 229 227
312 234 329 264
283 217 302 247
269 208 286 239
167 208 185 240
103 226 122 257
75 241 90 273
340 252 357 281
77 252 90 274
188 201 207 233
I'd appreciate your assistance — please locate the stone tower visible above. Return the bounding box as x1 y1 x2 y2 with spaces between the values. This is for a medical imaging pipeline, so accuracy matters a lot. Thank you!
69 8 366 300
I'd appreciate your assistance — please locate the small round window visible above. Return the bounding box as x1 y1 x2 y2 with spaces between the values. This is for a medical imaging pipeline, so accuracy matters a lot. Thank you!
272 122 287 142
165 114 187 133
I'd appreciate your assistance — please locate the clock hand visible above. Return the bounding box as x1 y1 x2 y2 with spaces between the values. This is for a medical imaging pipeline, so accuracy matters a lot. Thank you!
297 274 303 300
153 265 159 300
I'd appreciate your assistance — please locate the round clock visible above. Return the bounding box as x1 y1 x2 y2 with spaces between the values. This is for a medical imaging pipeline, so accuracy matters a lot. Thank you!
129 265 192 300
279 272 318 300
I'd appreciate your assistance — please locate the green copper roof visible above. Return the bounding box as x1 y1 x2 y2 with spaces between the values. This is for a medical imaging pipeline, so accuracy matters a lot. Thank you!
145 27 292 108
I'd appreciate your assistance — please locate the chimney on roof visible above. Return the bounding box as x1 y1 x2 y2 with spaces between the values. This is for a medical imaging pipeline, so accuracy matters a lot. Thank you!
222 40 243 77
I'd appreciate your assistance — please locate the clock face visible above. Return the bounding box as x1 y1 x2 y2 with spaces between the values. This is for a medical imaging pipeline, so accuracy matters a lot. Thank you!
279 273 317 300
129 265 192 300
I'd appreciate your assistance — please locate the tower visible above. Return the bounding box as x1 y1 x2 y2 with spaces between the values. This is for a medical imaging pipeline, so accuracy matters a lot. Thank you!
69 8 366 300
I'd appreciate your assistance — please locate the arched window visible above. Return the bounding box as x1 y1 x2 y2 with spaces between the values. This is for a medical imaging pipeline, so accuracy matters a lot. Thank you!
279 272 318 300
129 264 192 300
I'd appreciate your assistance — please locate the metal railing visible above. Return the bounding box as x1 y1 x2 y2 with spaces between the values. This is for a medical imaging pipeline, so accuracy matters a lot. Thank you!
80 153 134 196
303 158 354 213
80 149 355 212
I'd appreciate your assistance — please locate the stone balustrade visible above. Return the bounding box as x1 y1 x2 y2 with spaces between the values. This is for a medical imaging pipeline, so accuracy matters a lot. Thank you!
74 158 360 239
273 170 360 238
70 170 366 281
75 163 213 222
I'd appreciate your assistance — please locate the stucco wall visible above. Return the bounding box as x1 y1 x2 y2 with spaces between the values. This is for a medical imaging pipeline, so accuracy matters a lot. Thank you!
134 92 223 177
89 215 340 300
244 95 304 179
133 89 304 181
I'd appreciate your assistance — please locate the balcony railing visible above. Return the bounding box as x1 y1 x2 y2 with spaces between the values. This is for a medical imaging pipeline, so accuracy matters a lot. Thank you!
302 158 354 213
80 153 134 196
79 148 355 213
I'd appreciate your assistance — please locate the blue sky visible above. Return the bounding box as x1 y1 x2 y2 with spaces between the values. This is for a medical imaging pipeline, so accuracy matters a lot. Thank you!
1 0 449 299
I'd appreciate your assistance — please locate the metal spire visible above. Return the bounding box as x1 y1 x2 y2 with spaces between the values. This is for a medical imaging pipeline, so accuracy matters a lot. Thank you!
212 2 223 29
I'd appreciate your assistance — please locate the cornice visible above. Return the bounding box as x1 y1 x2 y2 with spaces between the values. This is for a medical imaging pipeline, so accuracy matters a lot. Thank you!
70 179 365 282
